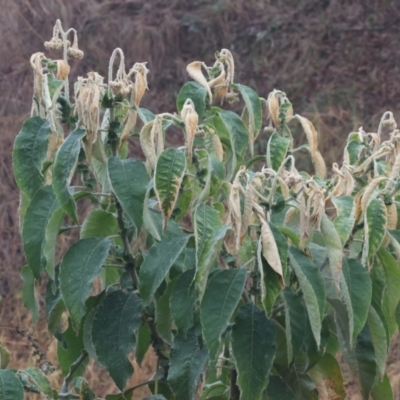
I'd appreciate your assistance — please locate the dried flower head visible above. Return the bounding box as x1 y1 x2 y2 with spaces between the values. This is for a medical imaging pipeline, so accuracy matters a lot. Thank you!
67 31 84 60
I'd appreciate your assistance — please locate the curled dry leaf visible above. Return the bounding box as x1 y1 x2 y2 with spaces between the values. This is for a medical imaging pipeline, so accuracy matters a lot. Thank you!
180 99 198 163
56 60 70 80
360 176 387 214
387 203 398 230
240 184 254 244
140 120 157 172
259 217 283 278
267 90 280 127
186 61 212 103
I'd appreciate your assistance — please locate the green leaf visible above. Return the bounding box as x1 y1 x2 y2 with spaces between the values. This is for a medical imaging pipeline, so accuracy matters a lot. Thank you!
21 265 39 324
12 116 52 198
320 214 343 291
170 268 196 338
108 156 148 231
77 380 96 400
346 139 363 165
289 247 326 347
259 252 282 315
139 233 189 306
308 353 346 400
233 84 262 155
377 248 400 316
371 374 393 400
281 288 307 364
52 128 86 222
60 238 111 330
194 204 228 302
81 209 118 239
367 304 388 378
355 324 377 399
363 198 387 266
135 323 151 366
22 185 60 279
156 279 176 345
177 82 208 121
83 307 99 363
264 375 296 400
155 148 186 230
0 370 24 400
199 381 228 400
57 320 88 377
342 258 372 342
213 111 248 180
20 368 54 399
266 132 291 172
92 290 142 390
168 329 209 400
144 396 168 400
332 196 355 245
0 343 10 369
232 303 276 400
200 268 247 361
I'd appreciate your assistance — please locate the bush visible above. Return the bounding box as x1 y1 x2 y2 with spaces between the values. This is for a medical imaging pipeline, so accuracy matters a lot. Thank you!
5 19 400 399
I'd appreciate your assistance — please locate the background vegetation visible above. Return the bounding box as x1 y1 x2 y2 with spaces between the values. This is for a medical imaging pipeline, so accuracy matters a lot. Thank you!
1 0 400 398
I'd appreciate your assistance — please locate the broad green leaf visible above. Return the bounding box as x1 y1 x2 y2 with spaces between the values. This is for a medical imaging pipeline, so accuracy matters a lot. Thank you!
148 381 175 400
200 268 247 360
232 303 276 400
139 233 189 305
0 343 10 369
320 214 343 291
308 353 345 400
371 374 393 400
21 265 39 324
289 247 326 347
266 132 291 172
92 290 142 390
170 268 196 337
363 198 387 267
52 128 86 222
135 323 151 367
156 279 176 345
177 82 208 121
213 111 248 180
81 209 118 239
20 368 53 399
194 204 229 302
332 196 355 245
108 157 148 231
0 370 24 400
60 238 111 330
281 288 307 364
144 396 168 400
234 84 262 155
377 248 400 315
276 226 300 248
367 305 388 378
264 375 296 400
155 148 186 230
168 329 208 400
356 324 377 399
57 320 88 377
341 258 372 342
259 252 282 315
22 185 60 280
346 139 363 165
12 116 52 198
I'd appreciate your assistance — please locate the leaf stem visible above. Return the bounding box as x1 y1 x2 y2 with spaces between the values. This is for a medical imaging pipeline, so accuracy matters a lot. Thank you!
60 351 88 393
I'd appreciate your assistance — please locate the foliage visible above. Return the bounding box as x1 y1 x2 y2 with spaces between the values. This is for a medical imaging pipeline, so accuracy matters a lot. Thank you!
7 19 400 400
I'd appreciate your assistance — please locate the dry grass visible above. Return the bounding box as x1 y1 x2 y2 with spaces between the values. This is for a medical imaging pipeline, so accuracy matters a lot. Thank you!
1 0 400 398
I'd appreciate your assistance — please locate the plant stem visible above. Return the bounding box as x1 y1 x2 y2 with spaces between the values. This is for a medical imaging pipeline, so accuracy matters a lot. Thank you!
60 351 88 393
